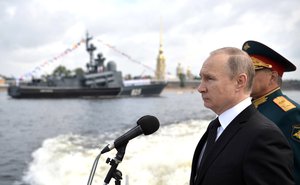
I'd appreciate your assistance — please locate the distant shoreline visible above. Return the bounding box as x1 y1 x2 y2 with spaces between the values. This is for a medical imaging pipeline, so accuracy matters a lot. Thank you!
165 80 300 91
1 79 300 92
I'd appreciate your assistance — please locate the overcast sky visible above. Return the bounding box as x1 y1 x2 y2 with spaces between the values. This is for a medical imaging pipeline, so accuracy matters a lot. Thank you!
1 0 300 80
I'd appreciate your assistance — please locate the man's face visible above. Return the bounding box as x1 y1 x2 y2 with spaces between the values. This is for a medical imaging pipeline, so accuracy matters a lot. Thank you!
197 54 238 115
250 69 273 99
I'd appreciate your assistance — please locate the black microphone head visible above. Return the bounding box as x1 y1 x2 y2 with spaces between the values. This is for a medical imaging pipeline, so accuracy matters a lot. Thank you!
137 115 160 135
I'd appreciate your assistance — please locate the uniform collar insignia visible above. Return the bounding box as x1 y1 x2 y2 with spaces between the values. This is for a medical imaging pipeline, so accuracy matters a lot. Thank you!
253 96 267 108
252 87 280 108
292 125 300 143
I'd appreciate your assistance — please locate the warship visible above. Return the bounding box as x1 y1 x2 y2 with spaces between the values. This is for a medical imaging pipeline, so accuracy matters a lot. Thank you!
7 34 167 98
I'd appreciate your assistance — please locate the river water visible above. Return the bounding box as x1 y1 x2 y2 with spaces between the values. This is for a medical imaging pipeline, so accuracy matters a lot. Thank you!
0 89 299 185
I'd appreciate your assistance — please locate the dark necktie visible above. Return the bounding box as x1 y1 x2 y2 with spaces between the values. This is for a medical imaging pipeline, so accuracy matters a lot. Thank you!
194 118 221 183
198 118 221 169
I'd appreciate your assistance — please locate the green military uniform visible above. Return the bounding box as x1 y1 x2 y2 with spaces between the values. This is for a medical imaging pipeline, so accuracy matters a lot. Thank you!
253 87 300 184
243 40 300 184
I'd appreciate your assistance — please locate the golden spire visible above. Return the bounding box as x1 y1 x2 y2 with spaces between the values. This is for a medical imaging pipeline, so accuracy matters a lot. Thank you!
155 17 166 80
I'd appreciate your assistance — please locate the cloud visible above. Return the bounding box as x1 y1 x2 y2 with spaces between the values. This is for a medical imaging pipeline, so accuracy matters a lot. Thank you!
0 0 300 79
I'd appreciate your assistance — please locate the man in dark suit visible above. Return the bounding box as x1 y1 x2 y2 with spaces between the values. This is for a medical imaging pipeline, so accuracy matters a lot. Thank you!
190 47 294 185
242 40 300 184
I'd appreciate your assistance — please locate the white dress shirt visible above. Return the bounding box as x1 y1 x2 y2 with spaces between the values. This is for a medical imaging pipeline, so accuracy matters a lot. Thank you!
216 97 252 139
197 97 252 168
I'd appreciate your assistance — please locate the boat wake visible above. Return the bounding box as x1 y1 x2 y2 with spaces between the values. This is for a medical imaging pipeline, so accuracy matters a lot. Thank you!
16 119 209 185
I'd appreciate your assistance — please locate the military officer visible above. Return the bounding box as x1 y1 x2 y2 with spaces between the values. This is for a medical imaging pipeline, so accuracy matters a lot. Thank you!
243 40 300 185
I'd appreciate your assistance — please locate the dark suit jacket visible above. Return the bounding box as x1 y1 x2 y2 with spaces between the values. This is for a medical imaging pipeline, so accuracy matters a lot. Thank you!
190 104 294 185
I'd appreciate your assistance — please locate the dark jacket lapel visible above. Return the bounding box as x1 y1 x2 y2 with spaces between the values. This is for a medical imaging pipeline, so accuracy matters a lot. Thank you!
190 130 209 185
195 104 257 184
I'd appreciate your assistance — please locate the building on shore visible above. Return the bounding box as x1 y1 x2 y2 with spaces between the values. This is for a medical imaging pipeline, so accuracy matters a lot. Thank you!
155 19 166 81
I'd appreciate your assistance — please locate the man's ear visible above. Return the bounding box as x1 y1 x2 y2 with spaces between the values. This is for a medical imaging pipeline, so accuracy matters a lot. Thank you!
266 70 280 87
236 73 247 90
270 70 279 82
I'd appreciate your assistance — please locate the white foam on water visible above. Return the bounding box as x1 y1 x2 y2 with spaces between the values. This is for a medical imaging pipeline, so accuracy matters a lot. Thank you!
20 120 209 185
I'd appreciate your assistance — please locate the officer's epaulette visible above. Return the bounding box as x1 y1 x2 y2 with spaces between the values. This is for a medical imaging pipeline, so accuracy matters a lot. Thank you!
273 96 296 112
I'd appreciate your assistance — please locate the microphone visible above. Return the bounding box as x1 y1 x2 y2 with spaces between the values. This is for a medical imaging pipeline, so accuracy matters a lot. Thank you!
101 115 160 154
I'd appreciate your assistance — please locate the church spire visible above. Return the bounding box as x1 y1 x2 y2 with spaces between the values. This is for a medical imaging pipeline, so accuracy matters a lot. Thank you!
155 17 166 80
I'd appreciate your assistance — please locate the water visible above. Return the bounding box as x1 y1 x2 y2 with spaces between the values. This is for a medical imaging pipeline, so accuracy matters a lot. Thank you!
0 89 299 185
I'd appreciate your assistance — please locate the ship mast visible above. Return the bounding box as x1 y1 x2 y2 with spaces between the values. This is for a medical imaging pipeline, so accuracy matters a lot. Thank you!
85 32 97 73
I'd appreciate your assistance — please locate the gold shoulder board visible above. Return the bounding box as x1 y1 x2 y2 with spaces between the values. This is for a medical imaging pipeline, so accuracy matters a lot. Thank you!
273 96 296 112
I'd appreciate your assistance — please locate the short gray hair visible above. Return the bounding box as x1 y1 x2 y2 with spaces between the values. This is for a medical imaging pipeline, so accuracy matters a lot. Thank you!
210 47 255 92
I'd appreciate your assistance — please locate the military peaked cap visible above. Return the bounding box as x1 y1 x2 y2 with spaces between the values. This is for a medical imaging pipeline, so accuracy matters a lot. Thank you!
242 40 296 76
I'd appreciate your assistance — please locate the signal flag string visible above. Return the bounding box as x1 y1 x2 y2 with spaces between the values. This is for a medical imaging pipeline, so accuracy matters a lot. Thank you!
96 39 173 76
17 37 173 81
96 39 156 72
18 38 85 81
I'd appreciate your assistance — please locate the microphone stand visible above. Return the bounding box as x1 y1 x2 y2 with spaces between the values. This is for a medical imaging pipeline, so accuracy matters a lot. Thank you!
103 143 127 185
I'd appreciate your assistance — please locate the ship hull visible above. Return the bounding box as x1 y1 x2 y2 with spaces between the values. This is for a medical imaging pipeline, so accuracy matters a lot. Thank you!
121 83 167 96
8 86 121 98
7 82 167 99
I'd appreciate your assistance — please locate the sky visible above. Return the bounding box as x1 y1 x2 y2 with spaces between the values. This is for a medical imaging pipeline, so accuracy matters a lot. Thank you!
1 0 300 80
